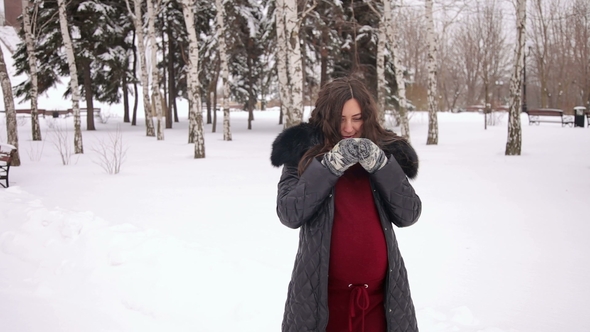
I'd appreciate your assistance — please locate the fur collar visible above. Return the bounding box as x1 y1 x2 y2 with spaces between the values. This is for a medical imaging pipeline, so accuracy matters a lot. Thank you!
270 122 419 179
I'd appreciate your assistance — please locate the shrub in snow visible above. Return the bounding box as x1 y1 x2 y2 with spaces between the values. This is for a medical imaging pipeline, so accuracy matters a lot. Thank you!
90 125 127 174
49 121 75 165
25 139 45 162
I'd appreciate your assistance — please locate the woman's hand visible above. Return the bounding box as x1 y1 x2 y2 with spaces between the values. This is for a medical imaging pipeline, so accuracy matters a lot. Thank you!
321 138 359 176
356 138 387 173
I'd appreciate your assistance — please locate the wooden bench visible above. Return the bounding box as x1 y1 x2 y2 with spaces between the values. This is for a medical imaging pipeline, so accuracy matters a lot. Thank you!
66 107 102 119
0 109 47 117
0 143 16 188
524 108 573 127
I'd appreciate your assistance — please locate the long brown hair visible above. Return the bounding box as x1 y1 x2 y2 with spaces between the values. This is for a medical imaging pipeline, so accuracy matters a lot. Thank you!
298 76 401 174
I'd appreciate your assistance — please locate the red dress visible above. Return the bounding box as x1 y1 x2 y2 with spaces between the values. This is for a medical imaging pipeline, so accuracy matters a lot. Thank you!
327 164 388 332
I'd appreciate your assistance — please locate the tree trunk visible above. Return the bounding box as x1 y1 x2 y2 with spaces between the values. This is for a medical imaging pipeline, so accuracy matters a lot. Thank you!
505 0 526 156
320 27 328 88
0 47 20 166
206 92 212 124
211 58 220 133
275 0 293 128
166 17 174 129
22 0 41 141
146 0 164 140
161 14 168 119
284 0 304 125
425 0 439 145
376 24 386 126
213 89 218 132
126 0 155 136
247 40 256 130
173 96 179 123
57 0 83 154
386 0 410 141
211 92 217 133
216 0 231 142
131 29 138 126
83 61 96 130
123 74 130 123
181 0 205 158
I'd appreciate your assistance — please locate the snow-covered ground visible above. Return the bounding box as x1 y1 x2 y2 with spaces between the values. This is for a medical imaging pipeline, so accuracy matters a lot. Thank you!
2 27 590 332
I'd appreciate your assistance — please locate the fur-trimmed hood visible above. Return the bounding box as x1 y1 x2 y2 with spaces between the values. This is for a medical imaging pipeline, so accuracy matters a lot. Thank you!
270 122 419 179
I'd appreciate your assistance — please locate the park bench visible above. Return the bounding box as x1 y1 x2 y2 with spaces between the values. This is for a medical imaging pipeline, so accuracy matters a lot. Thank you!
0 109 47 117
66 107 102 119
524 108 573 127
0 143 16 188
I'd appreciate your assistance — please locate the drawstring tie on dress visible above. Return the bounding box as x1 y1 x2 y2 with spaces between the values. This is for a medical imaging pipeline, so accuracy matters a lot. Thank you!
348 283 370 332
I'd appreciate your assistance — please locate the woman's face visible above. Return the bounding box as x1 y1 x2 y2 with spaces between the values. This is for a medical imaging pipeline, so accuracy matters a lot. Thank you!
340 98 363 139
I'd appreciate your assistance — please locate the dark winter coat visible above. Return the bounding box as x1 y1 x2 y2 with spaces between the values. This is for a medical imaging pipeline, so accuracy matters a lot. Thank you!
270 123 422 332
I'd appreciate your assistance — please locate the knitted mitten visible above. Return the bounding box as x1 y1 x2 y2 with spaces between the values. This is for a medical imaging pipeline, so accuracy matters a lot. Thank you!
356 138 388 173
321 138 359 176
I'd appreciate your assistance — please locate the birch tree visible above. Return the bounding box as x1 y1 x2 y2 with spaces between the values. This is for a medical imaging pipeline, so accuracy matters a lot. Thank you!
505 0 526 156
215 0 232 141
0 48 20 166
181 0 205 158
275 0 293 127
21 0 41 141
284 0 304 126
385 0 411 141
125 0 155 137
146 0 164 140
57 0 83 154
366 2 387 126
425 0 439 145
376 21 387 125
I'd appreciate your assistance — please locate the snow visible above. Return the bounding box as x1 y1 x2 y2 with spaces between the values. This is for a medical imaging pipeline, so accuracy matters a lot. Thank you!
2 28 590 332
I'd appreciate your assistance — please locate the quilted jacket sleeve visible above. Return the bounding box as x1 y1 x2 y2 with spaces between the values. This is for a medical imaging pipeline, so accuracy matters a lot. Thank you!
276 158 340 229
370 156 421 228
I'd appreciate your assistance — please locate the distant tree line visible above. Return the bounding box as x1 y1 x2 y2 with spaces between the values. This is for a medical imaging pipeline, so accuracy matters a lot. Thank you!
2 0 588 163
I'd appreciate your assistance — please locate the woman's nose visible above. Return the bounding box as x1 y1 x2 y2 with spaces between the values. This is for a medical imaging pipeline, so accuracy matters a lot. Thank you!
342 120 353 133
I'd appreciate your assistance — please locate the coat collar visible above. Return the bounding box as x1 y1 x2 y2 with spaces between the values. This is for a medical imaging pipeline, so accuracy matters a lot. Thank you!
270 122 419 179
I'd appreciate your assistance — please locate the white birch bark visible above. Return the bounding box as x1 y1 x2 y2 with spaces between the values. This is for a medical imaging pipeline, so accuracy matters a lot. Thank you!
22 0 41 141
57 0 83 154
146 0 163 140
425 0 439 145
216 0 232 141
284 0 303 126
275 0 293 128
181 0 205 158
505 0 526 155
376 24 386 126
125 0 155 137
385 0 411 141
0 48 20 166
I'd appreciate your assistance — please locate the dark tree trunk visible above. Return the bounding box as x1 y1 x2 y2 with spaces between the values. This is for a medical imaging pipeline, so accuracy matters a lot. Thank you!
166 20 174 129
123 74 130 123
212 56 220 132
213 89 217 132
83 61 96 130
247 41 255 130
132 30 138 126
173 96 178 122
206 92 212 128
